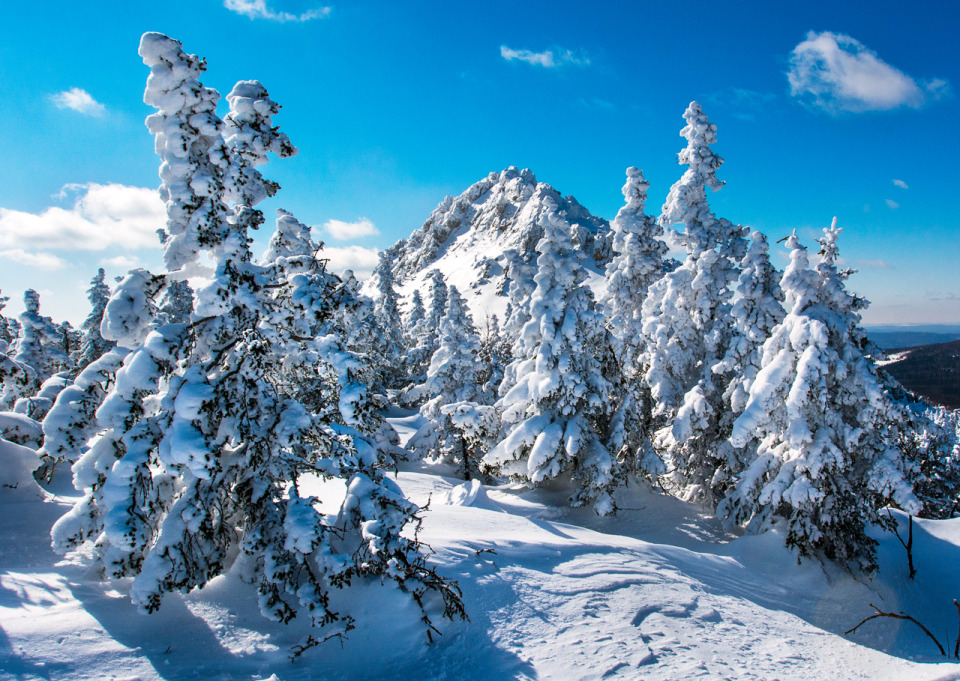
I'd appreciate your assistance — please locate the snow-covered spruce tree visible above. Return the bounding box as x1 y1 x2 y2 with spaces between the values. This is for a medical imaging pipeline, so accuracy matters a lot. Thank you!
13 290 69 387
697 231 787 495
157 279 194 325
261 209 406 463
399 270 448 404
36 348 128 480
0 352 36 412
500 248 537 345
335 270 387 388
641 102 747 499
402 290 431 382
369 251 405 391
720 224 917 571
475 313 510 404
0 290 12 349
662 230 785 504
409 286 486 476
898 405 960 520
77 269 115 370
484 206 618 514
601 167 669 479
52 32 462 647
424 269 448 342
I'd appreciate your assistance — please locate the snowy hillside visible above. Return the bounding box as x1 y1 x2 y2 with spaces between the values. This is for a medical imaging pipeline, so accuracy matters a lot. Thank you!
3 413 960 681
380 167 613 321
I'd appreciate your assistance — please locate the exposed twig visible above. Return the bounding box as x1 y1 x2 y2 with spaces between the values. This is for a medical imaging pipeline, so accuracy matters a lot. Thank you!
954 599 960 659
890 512 917 579
845 603 945 656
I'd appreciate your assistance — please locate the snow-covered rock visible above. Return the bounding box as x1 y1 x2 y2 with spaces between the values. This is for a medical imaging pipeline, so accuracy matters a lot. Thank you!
381 167 612 323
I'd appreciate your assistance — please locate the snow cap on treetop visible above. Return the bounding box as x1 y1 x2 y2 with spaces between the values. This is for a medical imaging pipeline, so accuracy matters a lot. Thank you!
23 289 39 314
817 217 842 263
621 167 650 212
138 33 187 67
679 101 724 192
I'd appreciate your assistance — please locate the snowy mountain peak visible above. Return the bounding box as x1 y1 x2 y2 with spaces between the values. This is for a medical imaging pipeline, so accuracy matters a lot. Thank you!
387 167 612 322
392 167 610 282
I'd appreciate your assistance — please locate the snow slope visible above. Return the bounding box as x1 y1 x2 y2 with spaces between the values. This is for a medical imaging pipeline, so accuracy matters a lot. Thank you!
2 412 960 680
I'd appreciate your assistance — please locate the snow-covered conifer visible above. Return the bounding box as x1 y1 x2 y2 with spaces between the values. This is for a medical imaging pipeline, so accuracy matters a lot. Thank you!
0 290 12 348
425 269 448 333
643 102 746 416
370 251 405 390
35 350 128 481
500 249 536 345
403 290 431 381
484 207 617 514
898 406 960 520
476 314 510 403
157 279 194 325
603 167 668 361
409 286 485 474
78 269 115 370
139 33 230 272
663 230 785 503
721 225 917 571
53 33 463 645
640 103 747 499
12 290 68 391
601 167 669 478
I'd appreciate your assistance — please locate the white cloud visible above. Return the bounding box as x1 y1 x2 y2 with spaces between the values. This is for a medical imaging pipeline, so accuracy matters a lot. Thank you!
321 245 379 279
706 88 776 121
500 45 590 68
893 179 909 189
858 258 893 270
100 255 142 270
50 88 105 116
787 31 950 113
0 249 67 269
322 217 379 241
0 183 164 251
224 0 331 22
885 199 900 210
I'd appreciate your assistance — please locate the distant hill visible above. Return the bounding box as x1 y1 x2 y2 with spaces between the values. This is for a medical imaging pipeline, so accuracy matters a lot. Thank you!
869 331 960 350
881 339 960 409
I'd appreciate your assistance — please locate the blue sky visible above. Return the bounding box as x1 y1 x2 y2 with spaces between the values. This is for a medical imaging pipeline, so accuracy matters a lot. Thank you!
1 0 958 326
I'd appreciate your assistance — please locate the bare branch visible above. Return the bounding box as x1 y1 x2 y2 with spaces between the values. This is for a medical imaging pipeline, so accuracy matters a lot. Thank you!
846 603 945 656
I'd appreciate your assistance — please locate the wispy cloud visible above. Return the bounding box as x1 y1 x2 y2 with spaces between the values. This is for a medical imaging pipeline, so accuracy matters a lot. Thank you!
858 258 893 270
893 179 909 189
0 249 67 270
500 45 590 68
0 183 163 251
706 88 776 121
577 97 616 111
928 290 960 302
322 217 379 241
322 245 379 279
224 0 331 22
50 88 105 116
100 255 142 270
787 31 950 113
885 199 900 210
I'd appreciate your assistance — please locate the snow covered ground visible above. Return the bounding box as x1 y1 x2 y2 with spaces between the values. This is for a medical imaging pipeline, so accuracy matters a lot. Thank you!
2 410 960 680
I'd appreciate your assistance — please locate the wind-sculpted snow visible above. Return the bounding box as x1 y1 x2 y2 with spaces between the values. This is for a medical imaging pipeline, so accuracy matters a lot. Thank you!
4 457 960 679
